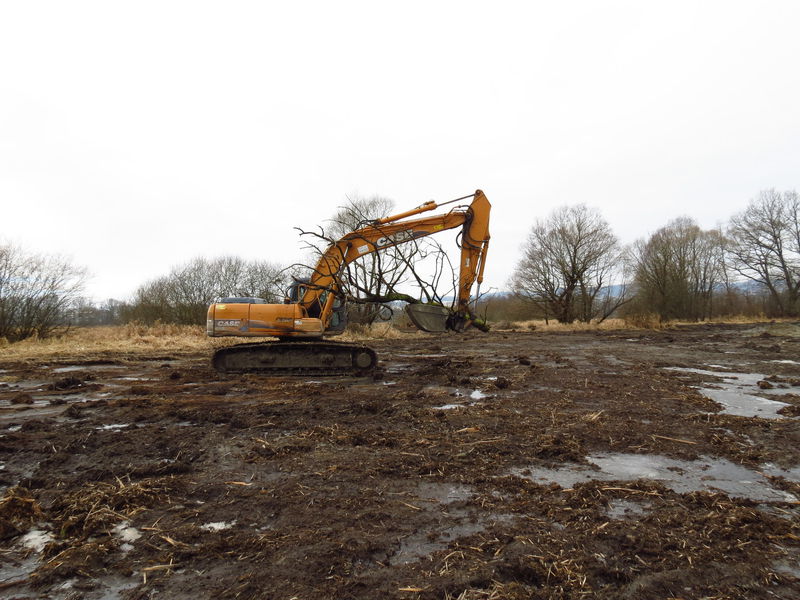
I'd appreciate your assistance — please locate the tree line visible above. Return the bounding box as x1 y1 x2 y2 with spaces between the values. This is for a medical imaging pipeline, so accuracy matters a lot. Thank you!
1 188 797 342
502 188 799 324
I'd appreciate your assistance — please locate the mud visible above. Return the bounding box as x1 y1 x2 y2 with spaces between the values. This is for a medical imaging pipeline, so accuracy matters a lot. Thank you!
1 322 800 599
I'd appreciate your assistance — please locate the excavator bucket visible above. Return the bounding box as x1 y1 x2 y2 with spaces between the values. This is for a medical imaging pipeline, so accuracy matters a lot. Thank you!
405 304 450 333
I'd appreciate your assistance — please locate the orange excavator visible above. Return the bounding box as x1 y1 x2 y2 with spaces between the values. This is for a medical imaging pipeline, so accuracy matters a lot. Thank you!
207 189 491 374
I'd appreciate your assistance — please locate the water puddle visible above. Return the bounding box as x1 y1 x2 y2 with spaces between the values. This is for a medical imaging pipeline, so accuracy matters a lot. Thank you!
112 521 142 543
772 547 800 579
21 529 54 552
390 482 512 565
511 453 798 502
52 364 118 374
384 362 412 374
60 575 140 597
606 499 650 519
426 386 491 409
414 482 474 504
0 555 38 586
702 388 790 419
391 521 486 565
665 367 795 418
200 521 236 532
432 403 476 410
3 379 48 391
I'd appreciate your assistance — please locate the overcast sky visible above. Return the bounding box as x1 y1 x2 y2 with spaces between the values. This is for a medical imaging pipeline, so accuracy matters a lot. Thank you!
1 1 798 301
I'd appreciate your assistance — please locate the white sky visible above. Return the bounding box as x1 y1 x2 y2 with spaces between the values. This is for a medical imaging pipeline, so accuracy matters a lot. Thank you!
1 1 798 301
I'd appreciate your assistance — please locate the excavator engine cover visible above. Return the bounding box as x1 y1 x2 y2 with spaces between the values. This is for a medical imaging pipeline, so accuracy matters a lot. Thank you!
405 304 451 333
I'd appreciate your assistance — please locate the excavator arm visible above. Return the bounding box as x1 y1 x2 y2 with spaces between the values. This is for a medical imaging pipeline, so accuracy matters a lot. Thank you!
297 189 491 332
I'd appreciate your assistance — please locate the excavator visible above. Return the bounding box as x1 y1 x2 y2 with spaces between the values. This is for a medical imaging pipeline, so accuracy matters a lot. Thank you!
207 189 491 374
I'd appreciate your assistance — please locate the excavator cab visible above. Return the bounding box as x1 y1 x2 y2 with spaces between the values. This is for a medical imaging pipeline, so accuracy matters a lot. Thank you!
286 278 347 334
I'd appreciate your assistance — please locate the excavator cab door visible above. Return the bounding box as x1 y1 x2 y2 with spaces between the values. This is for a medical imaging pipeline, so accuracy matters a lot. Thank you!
324 297 348 335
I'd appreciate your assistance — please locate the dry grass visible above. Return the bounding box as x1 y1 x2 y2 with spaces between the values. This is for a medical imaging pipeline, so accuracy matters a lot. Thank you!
0 322 421 362
338 322 424 342
0 323 217 362
495 318 632 332
495 314 787 333
0 314 789 363
0 486 44 538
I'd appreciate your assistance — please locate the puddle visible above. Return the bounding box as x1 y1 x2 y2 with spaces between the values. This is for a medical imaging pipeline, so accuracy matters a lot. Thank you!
112 522 142 543
21 529 54 552
52 365 118 374
771 360 800 365
390 482 509 565
414 482 474 504
607 499 650 519
511 453 798 503
0 555 38 585
4 380 48 391
425 386 491 408
762 463 800 480
96 424 131 431
391 521 486 565
772 547 800 579
384 362 412 374
201 521 235 532
701 388 790 419
665 367 794 418
60 575 140 597
773 560 800 579
432 403 476 410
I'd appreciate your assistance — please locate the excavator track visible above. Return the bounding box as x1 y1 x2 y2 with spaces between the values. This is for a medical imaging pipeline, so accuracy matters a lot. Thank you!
212 341 377 375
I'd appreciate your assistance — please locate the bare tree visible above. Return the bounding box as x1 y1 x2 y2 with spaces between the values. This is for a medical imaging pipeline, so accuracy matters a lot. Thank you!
727 189 800 316
628 218 725 321
510 205 627 323
294 194 470 327
321 194 423 324
0 242 87 341
126 256 286 324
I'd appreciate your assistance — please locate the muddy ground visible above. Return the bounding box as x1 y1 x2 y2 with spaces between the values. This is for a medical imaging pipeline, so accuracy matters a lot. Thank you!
1 323 800 599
